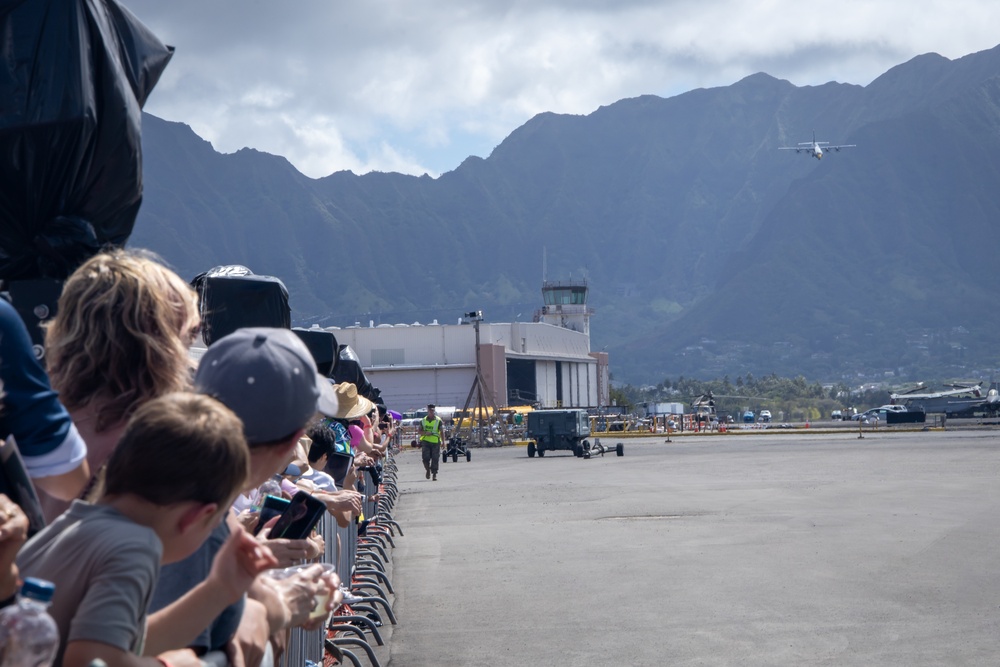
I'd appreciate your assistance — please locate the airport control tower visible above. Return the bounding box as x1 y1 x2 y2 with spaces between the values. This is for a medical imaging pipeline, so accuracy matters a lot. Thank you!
533 280 594 335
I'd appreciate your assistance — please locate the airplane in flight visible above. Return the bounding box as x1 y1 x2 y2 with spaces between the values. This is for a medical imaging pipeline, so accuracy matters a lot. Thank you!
779 132 856 160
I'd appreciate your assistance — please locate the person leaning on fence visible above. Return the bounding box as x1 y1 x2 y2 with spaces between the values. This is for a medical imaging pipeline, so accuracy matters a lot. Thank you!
330 382 380 460
313 419 353 488
40 249 201 521
17 392 276 667
148 328 343 667
418 404 446 481
359 408 388 458
300 435 337 492
317 416 375 499
320 383 375 514
301 421 363 528
377 411 395 451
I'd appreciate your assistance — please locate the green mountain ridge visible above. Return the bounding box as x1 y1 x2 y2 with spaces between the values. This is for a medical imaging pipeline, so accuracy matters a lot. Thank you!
129 44 1000 385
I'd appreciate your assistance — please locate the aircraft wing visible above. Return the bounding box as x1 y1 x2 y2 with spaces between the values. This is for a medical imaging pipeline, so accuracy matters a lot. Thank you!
822 144 856 152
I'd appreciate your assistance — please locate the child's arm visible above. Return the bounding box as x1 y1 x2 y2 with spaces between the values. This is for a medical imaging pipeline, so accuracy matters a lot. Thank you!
145 520 277 655
64 641 202 667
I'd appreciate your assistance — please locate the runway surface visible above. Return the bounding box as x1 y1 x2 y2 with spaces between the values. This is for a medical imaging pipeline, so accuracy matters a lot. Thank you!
385 430 1000 666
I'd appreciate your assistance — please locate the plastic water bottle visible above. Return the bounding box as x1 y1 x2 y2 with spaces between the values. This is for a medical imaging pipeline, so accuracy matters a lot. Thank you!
0 578 59 667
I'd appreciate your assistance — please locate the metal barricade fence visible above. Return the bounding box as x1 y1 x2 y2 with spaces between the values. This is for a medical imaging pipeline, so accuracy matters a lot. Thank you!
280 511 334 667
279 447 402 667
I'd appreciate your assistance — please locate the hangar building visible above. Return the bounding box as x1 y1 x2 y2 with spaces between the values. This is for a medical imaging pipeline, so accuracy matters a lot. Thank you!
326 280 609 412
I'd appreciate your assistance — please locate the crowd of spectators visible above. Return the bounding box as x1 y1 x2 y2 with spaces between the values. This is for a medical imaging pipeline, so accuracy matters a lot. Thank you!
0 249 399 667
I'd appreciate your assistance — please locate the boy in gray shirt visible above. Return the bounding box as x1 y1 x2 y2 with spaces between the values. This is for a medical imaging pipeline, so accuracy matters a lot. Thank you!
18 392 277 667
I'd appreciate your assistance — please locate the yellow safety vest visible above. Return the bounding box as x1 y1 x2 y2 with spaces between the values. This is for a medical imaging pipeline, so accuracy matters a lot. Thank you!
420 417 442 444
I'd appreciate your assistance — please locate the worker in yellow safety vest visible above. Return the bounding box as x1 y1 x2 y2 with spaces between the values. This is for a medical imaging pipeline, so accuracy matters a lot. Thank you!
418 403 446 481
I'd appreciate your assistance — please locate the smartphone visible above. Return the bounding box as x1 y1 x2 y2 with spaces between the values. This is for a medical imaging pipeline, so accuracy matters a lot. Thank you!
253 494 290 536
268 491 326 540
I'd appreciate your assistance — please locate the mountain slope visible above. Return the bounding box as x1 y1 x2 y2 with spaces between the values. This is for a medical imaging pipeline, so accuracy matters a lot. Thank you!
129 44 1000 384
621 69 1000 381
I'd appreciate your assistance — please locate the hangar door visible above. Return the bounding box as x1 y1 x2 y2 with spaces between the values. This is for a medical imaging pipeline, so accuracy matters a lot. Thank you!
507 358 536 406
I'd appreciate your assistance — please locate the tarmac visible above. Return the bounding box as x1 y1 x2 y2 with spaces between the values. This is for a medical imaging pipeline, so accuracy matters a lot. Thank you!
382 429 1000 666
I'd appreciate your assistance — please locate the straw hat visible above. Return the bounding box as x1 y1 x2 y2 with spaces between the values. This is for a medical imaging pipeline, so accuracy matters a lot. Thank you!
332 382 375 420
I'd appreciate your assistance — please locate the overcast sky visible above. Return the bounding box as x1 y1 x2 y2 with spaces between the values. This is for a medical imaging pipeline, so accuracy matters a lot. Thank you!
126 0 1000 179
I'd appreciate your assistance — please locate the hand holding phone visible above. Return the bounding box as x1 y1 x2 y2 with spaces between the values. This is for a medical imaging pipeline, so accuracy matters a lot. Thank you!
268 491 326 540
253 495 290 536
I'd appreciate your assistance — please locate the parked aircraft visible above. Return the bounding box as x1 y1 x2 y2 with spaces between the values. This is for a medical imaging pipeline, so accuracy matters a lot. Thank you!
779 132 855 160
889 382 1000 416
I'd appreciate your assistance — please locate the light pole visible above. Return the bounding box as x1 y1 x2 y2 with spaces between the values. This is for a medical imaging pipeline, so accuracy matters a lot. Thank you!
471 310 484 447
452 310 512 449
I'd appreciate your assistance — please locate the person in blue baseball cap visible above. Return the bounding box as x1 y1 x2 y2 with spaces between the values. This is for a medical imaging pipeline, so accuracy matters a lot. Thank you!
149 328 343 666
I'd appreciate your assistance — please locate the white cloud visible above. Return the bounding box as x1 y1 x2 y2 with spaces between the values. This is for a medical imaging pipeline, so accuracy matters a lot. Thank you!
126 0 1000 178
240 85 295 110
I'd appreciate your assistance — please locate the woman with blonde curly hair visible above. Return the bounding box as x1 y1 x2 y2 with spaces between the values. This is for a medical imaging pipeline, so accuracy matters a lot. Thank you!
40 250 200 519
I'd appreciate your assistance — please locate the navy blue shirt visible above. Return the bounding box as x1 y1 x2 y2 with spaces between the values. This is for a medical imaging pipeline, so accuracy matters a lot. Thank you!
149 520 244 653
0 298 86 478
